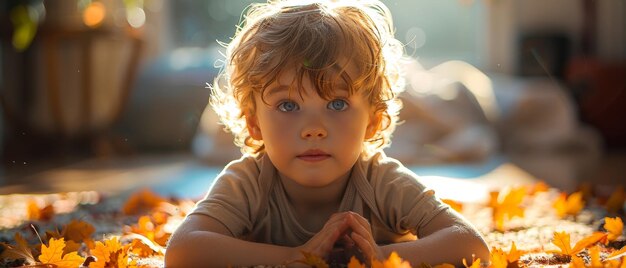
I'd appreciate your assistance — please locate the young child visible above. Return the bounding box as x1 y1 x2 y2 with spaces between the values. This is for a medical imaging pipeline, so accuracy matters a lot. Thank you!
165 0 489 267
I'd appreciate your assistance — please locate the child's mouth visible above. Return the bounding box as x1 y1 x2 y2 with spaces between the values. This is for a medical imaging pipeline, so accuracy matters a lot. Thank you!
297 150 331 162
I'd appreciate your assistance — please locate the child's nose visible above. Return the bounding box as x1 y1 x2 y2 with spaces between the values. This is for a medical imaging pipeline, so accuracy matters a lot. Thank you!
301 125 327 139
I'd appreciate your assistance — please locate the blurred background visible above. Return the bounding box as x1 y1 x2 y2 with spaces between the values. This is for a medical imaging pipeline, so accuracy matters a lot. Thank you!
0 0 624 195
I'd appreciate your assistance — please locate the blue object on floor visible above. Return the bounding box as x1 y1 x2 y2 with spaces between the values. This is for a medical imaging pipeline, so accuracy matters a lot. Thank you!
151 155 506 199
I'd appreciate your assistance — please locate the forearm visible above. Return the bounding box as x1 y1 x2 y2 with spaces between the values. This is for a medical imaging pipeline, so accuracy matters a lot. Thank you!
165 230 299 268
380 225 489 266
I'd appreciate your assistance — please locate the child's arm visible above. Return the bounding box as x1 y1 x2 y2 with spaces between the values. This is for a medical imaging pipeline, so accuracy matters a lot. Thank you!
347 210 489 266
165 213 352 267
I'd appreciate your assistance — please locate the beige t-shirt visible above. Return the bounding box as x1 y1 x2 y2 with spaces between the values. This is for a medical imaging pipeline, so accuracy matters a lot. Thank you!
190 152 448 247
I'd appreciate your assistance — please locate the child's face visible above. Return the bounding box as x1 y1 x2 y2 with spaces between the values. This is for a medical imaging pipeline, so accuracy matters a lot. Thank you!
246 66 379 188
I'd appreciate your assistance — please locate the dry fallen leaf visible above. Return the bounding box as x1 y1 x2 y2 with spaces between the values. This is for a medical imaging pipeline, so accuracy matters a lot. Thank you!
0 233 36 265
122 188 167 215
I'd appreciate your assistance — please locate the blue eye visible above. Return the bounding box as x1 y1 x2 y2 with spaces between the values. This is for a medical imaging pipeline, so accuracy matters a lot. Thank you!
327 99 348 111
277 101 299 112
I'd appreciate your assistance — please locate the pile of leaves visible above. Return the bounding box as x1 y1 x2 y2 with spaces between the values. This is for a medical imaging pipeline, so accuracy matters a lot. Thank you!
0 182 624 268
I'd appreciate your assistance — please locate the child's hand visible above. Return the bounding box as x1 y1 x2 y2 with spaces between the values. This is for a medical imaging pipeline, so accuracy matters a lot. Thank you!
344 212 384 264
294 212 351 260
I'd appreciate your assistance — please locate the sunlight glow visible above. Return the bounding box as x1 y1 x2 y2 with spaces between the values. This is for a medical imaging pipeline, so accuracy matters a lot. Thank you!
126 6 146 28
430 60 500 122
83 2 106 28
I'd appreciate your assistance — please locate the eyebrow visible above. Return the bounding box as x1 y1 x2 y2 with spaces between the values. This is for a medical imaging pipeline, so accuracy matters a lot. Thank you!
264 85 290 97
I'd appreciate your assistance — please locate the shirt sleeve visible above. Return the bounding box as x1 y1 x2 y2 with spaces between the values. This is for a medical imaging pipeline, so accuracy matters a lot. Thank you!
371 157 449 236
189 156 264 237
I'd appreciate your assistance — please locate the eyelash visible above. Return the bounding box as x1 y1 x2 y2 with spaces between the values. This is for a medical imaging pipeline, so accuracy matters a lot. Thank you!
275 99 350 112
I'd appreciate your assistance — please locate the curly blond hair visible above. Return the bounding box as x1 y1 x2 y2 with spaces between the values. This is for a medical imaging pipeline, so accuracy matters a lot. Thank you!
210 0 405 156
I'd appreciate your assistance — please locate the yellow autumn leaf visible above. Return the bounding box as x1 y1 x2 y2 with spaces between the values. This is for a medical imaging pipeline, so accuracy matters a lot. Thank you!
490 187 526 231
489 247 507 268
572 232 608 253
90 240 111 268
89 236 125 268
605 217 624 242
372 252 411 268
552 231 573 256
507 241 521 263
38 237 84 268
589 245 602 268
38 238 64 264
553 192 585 218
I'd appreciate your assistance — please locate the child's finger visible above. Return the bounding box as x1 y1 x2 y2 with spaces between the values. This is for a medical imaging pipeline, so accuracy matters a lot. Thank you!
351 231 383 262
345 213 375 242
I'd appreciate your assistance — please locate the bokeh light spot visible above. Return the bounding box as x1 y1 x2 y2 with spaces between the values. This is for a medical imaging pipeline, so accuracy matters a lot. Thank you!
83 2 106 28
126 7 146 28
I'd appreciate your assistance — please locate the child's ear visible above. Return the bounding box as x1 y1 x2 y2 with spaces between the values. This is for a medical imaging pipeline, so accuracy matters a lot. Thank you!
365 112 382 140
245 114 263 140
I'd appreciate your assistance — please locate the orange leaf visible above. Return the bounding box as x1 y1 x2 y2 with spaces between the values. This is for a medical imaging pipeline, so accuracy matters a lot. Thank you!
26 200 55 221
347 256 365 268
553 192 585 218
122 188 166 215
372 252 411 268
89 241 111 268
572 232 608 253
569 255 586 268
491 187 526 231
490 247 508 268
62 219 95 244
507 241 521 263
605 217 624 242
552 231 573 256
589 245 602 268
